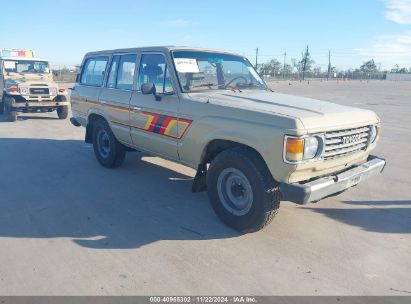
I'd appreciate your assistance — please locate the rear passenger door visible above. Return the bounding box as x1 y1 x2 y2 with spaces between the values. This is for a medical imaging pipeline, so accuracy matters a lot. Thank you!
129 53 180 160
99 54 137 145
71 56 109 118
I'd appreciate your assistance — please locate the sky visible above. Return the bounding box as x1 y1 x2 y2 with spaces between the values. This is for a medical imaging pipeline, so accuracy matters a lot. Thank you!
0 0 410 70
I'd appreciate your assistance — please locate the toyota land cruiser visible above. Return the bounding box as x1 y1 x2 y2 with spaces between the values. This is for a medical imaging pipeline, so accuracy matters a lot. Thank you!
70 46 385 232
0 49 69 121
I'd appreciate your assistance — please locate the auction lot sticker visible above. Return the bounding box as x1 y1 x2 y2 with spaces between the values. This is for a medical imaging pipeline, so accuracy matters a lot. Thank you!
174 58 200 73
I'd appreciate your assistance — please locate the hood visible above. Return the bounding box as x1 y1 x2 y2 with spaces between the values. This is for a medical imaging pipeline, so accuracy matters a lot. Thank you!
188 90 379 132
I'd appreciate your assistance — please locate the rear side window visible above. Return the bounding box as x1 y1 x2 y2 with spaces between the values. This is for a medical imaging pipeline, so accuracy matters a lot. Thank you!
80 56 109 86
116 54 136 90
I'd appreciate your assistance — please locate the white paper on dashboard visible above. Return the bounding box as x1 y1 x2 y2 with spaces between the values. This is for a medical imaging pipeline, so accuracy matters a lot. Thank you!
174 58 200 73
4 61 16 69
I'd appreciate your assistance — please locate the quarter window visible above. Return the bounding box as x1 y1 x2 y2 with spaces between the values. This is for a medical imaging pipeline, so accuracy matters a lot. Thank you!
80 56 109 86
138 54 174 94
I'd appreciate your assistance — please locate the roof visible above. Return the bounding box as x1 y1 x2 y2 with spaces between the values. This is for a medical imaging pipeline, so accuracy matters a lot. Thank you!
84 46 243 57
0 56 49 62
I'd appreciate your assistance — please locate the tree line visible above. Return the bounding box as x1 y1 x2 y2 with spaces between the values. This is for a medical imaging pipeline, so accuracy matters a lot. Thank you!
257 46 410 78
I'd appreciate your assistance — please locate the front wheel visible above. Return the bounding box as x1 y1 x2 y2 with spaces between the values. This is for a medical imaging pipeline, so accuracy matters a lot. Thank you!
92 118 126 168
8 109 17 122
4 97 17 122
57 106 68 119
207 147 280 233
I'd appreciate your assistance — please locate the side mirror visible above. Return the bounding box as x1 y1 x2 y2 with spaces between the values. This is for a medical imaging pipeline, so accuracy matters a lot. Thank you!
141 83 161 101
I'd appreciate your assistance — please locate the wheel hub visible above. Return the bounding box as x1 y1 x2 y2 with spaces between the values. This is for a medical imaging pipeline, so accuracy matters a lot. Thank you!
231 182 245 197
217 168 253 216
97 129 111 158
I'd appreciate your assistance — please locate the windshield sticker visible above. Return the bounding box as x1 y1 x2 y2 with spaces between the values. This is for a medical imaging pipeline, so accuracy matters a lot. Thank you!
208 58 224 64
4 61 16 69
174 58 200 73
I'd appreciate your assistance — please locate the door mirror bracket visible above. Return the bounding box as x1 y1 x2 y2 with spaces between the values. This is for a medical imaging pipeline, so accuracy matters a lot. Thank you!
141 83 162 101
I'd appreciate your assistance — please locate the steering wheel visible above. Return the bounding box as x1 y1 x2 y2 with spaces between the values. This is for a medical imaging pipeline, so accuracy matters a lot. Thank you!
223 76 248 89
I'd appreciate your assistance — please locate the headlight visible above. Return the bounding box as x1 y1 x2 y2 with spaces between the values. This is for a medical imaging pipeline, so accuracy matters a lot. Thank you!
20 87 30 95
50 87 57 95
284 135 324 163
6 85 18 93
369 124 380 144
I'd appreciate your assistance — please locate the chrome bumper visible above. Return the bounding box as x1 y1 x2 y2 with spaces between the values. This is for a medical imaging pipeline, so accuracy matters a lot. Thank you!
280 156 386 204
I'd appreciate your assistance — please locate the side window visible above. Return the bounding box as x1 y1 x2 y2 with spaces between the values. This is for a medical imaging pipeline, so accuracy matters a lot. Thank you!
106 55 120 88
138 54 174 94
116 54 136 90
80 56 109 86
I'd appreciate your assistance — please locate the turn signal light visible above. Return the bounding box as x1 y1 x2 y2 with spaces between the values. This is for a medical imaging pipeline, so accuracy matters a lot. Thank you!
285 138 304 161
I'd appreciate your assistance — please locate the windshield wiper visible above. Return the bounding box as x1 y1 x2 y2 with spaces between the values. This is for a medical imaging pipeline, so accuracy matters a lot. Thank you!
191 83 218 89
236 82 259 88
225 85 242 92
190 83 241 92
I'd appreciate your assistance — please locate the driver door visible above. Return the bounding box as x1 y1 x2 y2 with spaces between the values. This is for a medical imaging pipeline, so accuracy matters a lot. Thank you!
129 53 180 161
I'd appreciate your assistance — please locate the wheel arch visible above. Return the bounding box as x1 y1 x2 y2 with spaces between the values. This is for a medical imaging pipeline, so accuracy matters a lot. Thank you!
200 139 268 169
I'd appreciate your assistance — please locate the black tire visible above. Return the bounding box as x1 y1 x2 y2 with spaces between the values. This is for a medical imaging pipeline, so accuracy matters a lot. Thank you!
4 97 17 122
57 106 68 119
0 97 4 114
92 118 126 168
207 147 280 233
8 109 17 122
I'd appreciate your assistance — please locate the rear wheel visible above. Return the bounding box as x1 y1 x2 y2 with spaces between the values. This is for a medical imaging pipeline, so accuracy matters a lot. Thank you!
92 118 126 168
207 147 280 233
57 106 68 119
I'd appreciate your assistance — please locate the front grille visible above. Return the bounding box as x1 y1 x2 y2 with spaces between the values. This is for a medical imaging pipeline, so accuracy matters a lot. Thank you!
29 88 49 95
324 126 370 160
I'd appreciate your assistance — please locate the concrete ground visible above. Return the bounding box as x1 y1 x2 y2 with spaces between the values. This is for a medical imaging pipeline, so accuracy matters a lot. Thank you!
0 81 410 295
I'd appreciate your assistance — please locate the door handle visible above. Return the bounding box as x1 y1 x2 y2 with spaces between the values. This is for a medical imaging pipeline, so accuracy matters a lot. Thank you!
133 106 142 113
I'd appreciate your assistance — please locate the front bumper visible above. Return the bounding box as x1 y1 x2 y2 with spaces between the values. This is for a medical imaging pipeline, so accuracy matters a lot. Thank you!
12 101 69 111
280 155 386 204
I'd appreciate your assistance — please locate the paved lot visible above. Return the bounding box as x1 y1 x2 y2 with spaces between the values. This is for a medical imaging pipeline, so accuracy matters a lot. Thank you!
0 81 410 295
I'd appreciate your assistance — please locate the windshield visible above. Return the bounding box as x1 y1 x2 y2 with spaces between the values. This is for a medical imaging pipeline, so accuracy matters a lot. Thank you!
172 51 267 92
3 60 50 74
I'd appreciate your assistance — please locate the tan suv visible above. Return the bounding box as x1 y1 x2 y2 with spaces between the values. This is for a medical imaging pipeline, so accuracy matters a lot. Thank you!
70 46 385 232
0 49 69 121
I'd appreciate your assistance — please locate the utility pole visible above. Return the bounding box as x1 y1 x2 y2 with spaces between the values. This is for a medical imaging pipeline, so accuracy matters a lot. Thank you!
255 48 259 70
302 45 309 81
283 52 287 79
327 50 331 81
